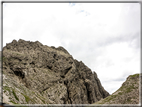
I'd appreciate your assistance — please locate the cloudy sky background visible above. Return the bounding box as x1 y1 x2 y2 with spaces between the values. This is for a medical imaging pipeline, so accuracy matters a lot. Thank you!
3 3 140 94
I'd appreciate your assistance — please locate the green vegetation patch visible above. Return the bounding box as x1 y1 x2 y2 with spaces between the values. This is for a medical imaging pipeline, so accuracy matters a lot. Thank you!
2 56 7 61
126 86 133 93
118 81 136 94
41 99 45 103
36 93 48 104
25 95 31 103
12 89 19 101
130 74 139 78
3 86 11 93
103 95 117 103
21 93 31 103
118 92 123 95
10 100 17 104
126 97 131 102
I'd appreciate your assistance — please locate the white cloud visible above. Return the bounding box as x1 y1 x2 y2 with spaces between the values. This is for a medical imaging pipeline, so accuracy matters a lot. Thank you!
3 3 140 94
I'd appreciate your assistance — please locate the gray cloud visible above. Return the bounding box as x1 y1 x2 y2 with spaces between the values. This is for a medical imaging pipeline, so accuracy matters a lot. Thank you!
96 32 140 48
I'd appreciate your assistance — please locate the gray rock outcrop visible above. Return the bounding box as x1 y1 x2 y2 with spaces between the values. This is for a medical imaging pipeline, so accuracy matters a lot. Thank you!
2 39 109 104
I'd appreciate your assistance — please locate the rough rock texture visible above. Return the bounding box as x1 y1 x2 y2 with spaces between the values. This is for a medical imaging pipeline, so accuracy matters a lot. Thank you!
93 73 141 105
2 39 109 104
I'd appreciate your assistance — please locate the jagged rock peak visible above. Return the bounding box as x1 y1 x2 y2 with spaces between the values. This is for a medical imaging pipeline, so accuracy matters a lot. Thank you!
4 39 70 56
3 39 109 104
51 46 69 54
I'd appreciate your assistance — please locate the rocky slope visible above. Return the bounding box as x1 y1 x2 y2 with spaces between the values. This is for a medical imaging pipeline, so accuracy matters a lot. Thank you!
2 39 109 105
93 73 141 105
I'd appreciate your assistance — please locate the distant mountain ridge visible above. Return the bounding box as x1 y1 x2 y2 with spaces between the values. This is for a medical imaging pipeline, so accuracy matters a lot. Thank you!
2 39 109 105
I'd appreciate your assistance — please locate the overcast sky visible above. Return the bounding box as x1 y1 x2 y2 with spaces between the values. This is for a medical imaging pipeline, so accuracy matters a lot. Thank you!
3 3 140 94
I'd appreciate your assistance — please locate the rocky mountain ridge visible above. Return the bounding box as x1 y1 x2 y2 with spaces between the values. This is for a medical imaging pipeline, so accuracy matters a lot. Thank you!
2 39 109 105
93 73 141 105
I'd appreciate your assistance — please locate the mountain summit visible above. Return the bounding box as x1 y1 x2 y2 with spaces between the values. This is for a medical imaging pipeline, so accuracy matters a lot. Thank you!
2 39 109 104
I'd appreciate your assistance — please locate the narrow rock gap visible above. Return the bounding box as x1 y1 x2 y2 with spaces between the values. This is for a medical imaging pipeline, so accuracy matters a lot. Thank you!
64 80 72 104
67 87 72 104
46 65 52 69
41 87 50 92
64 66 72 75
85 83 91 104
10 68 25 79
61 75 65 78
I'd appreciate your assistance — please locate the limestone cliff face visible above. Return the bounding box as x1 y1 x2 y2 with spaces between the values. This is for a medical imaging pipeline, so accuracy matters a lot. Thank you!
2 39 109 104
